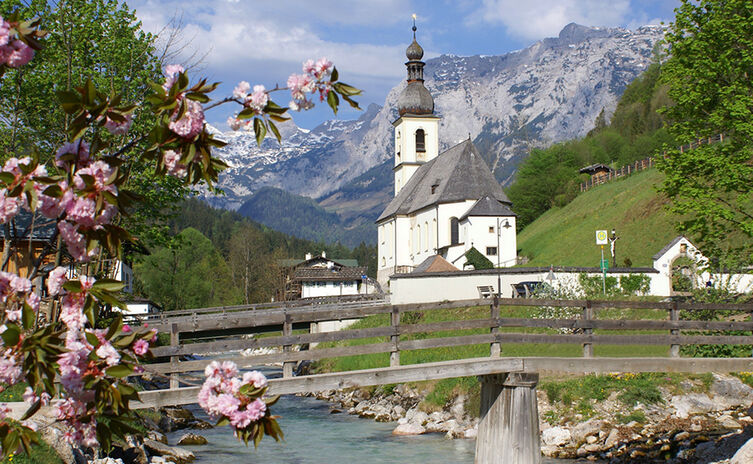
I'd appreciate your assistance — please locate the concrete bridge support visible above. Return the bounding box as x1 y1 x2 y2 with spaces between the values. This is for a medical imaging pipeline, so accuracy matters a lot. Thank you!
475 373 541 464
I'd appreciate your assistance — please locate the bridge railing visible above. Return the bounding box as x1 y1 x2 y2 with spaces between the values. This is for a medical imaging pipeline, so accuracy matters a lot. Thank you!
140 297 753 390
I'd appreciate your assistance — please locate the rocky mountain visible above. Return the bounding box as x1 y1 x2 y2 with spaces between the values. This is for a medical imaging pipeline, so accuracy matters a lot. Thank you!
204 23 665 244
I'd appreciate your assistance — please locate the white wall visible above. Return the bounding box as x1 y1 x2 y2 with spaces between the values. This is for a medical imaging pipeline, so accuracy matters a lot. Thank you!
302 281 360 298
460 216 517 268
393 116 439 196
390 269 662 305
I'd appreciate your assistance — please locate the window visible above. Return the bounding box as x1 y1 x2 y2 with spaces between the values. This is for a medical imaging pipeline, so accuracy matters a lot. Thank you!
450 217 459 245
416 129 426 152
489 226 494 233
417 224 421 253
431 184 438 194
424 222 429 252
486 247 498 256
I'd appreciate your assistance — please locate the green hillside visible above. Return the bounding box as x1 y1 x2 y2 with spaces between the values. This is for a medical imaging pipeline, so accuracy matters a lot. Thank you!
517 168 681 268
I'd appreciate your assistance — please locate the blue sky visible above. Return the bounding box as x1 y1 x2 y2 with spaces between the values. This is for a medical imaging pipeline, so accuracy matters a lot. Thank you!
130 0 679 130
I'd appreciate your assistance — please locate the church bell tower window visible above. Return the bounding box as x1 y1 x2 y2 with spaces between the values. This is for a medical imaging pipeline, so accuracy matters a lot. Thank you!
416 129 426 152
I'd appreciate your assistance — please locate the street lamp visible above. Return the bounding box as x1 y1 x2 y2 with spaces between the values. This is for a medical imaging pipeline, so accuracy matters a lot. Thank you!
497 218 511 297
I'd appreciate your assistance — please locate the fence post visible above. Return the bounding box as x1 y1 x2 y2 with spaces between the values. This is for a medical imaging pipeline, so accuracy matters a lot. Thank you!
490 295 501 357
390 306 400 367
170 323 179 390
582 301 593 358
283 311 294 378
670 301 680 358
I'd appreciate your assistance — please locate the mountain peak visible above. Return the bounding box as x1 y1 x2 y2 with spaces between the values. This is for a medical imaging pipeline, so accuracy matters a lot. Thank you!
557 23 612 44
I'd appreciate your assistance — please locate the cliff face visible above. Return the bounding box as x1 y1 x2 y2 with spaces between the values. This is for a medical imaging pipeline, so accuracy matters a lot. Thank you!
204 24 665 245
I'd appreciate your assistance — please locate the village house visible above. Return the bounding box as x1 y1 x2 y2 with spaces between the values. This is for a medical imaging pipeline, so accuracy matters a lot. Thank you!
277 252 367 301
376 27 517 286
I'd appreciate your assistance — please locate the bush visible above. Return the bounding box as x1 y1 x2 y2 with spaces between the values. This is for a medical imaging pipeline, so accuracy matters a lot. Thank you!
464 247 494 270
619 274 651 295
578 273 619 297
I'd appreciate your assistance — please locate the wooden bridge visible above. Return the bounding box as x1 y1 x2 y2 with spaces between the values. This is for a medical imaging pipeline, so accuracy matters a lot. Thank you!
135 296 753 464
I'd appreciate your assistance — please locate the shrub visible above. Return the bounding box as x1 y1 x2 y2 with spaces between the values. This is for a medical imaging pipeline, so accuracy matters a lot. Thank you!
619 274 651 295
464 247 494 270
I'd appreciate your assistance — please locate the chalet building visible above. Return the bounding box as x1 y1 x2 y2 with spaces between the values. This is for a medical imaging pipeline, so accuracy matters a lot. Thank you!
277 253 367 300
376 26 517 286
579 163 614 184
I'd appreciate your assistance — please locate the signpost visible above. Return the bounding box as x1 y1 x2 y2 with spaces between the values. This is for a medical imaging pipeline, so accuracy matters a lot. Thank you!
596 230 608 294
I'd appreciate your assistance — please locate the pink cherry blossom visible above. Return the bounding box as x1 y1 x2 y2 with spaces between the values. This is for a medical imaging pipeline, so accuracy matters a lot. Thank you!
122 324 131 333
287 73 315 101
0 17 9 47
60 291 87 331
0 349 21 385
163 150 187 178
95 342 120 366
314 57 333 78
242 370 268 389
25 292 40 311
302 59 316 75
132 339 149 356
233 81 250 99
0 189 20 223
168 99 204 139
246 85 268 115
10 274 31 293
58 220 96 262
103 112 133 135
162 64 185 91
227 116 244 131
47 266 68 296
55 140 90 170
0 403 10 420
5 40 34 68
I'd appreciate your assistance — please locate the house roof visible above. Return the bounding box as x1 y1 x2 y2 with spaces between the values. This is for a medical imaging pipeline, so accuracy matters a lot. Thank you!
293 266 368 282
279 257 359 268
459 195 516 221
579 164 613 174
377 140 510 222
413 255 458 273
0 210 57 241
652 236 696 261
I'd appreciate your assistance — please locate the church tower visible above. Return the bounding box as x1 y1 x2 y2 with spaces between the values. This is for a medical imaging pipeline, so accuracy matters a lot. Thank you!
393 22 439 196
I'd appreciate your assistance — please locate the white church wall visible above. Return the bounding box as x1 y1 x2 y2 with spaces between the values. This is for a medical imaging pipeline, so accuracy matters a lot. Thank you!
460 216 517 267
390 269 664 305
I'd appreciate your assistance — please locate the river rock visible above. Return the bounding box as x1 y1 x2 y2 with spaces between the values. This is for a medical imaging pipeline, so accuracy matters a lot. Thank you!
671 393 717 418
450 395 466 420
392 422 426 435
143 439 195 464
571 419 605 445
604 428 621 449
718 415 742 430
732 437 753 464
177 433 208 446
150 457 176 464
443 419 464 438
463 427 478 439
148 431 168 445
40 425 77 464
542 427 571 446
712 374 753 408
405 409 429 425
159 407 197 432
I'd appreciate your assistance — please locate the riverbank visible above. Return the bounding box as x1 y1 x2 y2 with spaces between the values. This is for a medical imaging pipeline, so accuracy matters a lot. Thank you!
311 372 753 463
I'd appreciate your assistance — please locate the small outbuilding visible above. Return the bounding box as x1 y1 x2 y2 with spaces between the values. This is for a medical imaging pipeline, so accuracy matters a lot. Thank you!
579 163 614 184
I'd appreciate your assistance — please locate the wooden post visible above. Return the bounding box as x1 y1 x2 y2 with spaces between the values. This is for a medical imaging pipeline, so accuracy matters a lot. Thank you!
170 323 179 390
582 301 593 358
670 301 680 358
475 373 541 464
283 312 294 378
490 295 501 357
390 306 400 367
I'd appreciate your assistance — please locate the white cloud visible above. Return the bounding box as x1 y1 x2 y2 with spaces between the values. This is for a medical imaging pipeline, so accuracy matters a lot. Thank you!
470 0 632 39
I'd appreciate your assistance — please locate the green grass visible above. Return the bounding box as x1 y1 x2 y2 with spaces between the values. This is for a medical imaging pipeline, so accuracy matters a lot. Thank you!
0 383 28 402
0 441 63 464
518 169 680 267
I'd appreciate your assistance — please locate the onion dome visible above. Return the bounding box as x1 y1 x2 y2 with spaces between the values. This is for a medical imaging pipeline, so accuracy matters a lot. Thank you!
397 23 434 116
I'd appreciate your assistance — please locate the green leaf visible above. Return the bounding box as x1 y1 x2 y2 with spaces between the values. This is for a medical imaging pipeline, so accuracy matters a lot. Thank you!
333 82 362 96
327 90 339 115
1 324 20 346
330 66 339 82
22 303 35 330
268 120 281 143
185 92 210 103
63 280 83 293
106 314 123 339
0 172 15 186
93 279 125 293
253 118 266 146
105 364 134 378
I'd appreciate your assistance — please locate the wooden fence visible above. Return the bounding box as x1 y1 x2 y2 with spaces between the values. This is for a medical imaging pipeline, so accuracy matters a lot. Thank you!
143 297 753 389
580 134 725 192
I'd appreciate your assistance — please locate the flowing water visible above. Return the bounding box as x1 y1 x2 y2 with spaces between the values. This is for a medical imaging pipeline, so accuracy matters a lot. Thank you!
166 394 592 464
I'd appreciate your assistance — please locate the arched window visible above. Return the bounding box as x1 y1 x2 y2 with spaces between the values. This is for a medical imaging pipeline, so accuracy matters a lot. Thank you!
409 226 413 253
424 222 429 252
431 218 437 250
417 224 422 253
450 217 459 246
415 129 426 152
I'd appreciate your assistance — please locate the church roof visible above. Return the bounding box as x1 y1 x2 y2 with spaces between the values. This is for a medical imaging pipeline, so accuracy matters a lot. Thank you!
459 195 516 221
377 139 511 222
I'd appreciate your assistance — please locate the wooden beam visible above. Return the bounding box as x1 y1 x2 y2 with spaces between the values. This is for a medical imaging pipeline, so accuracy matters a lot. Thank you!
521 357 753 374
134 357 524 409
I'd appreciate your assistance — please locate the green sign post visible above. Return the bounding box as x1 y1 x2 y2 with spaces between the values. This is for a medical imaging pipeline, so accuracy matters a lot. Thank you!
596 230 608 295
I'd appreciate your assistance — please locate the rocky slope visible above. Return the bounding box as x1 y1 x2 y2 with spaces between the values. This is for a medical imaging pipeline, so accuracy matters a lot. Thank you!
204 23 665 242
313 373 753 463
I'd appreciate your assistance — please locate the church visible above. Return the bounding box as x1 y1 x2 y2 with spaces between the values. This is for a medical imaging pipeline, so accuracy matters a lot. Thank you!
376 26 518 287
